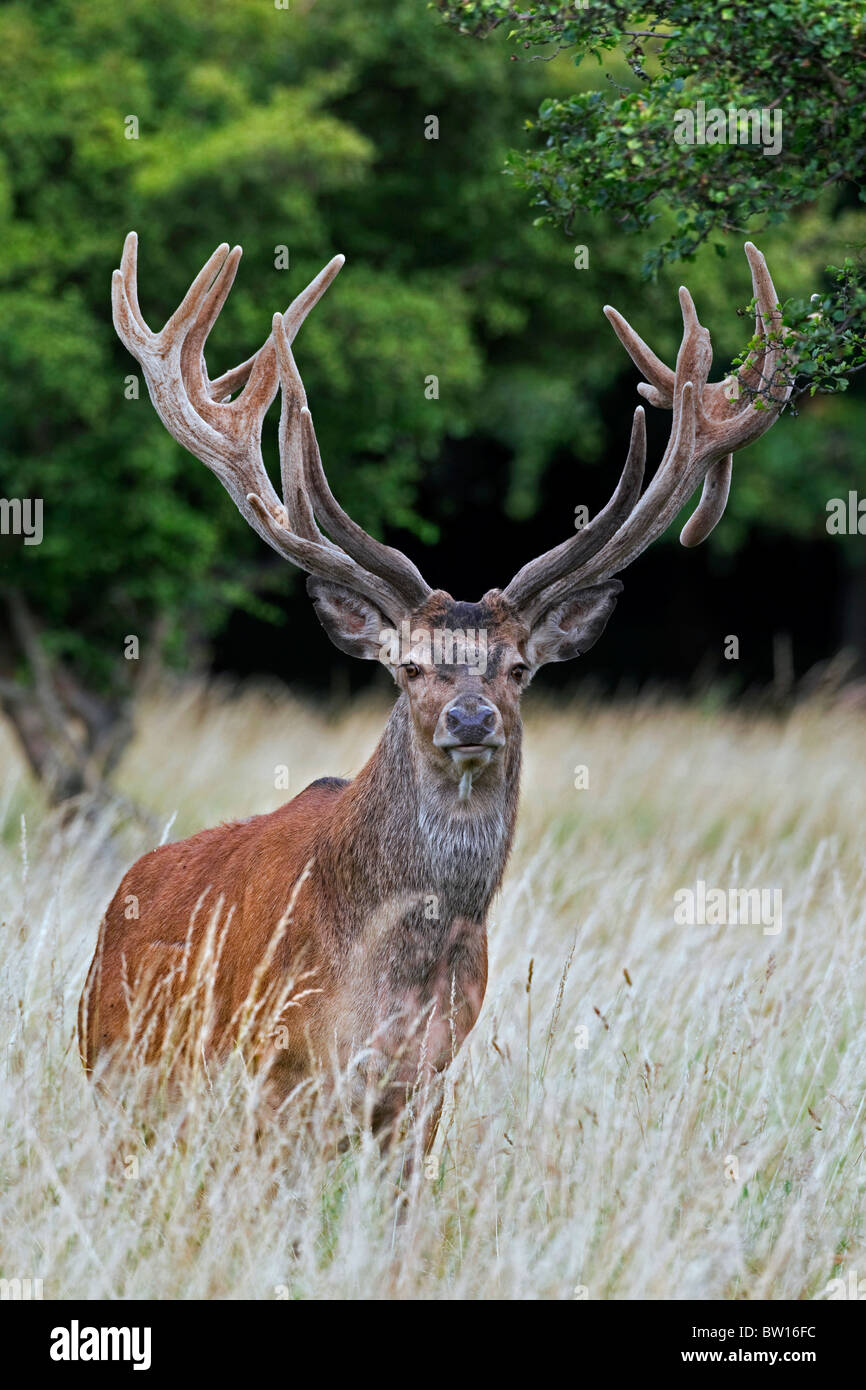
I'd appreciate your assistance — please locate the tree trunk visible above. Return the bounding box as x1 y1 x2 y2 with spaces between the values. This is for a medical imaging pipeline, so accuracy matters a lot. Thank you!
0 589 135 810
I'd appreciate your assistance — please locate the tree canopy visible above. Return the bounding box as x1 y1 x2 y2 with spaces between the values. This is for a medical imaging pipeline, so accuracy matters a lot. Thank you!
437 0 866 401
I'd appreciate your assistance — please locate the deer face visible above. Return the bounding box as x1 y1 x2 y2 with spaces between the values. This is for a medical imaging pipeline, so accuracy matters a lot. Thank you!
307 581 623 798
393 594 524 796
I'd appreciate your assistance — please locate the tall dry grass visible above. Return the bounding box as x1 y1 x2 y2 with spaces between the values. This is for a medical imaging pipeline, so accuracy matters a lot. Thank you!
1 679 864 1299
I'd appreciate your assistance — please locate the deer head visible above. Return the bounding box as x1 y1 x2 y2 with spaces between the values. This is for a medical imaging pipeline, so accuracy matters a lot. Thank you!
113 235 790 803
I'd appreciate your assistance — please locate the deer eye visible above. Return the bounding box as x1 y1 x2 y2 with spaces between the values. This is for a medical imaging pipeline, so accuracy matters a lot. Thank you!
511 663 529 683
402 662 421 680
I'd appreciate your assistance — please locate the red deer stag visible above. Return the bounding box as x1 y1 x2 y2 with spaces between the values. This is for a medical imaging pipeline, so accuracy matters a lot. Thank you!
78 234 790 1139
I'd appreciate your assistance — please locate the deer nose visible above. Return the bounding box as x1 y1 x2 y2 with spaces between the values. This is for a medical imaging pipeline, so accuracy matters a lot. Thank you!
446 701 495 741
437 695 503 749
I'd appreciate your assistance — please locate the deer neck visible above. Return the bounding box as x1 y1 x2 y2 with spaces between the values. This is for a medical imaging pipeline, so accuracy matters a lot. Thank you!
326 696 521 927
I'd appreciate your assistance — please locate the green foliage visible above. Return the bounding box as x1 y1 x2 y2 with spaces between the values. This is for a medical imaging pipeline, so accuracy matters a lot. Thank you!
437 0 866 400
734 257 866 407
436 2 863 255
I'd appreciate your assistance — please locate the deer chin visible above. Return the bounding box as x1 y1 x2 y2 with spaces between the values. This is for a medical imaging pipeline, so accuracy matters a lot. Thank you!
447 745 494 801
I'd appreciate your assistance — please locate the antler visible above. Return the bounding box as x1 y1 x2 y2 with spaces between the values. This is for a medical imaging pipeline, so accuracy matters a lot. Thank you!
112 233 431 623
504 243 791 621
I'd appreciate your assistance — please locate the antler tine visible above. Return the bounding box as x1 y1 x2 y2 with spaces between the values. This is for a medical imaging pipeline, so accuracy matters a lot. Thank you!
270 310 336 547
735 241 787 406
181 245 256 413
246 315 419 624
206 254 346 405
679 453 732 547
183 250 288 450
502 406 646 617
116 232 149 338
673 283 714 399
676 247 790 547
604 305 675 407
574 379 700 589
270 313 432 607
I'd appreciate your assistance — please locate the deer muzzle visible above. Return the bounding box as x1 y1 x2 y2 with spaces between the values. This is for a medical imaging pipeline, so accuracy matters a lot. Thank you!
433 695 505 777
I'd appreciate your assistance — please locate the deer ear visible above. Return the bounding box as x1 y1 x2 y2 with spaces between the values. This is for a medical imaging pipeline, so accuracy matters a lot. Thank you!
306 578 395 662
525 580 623 668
